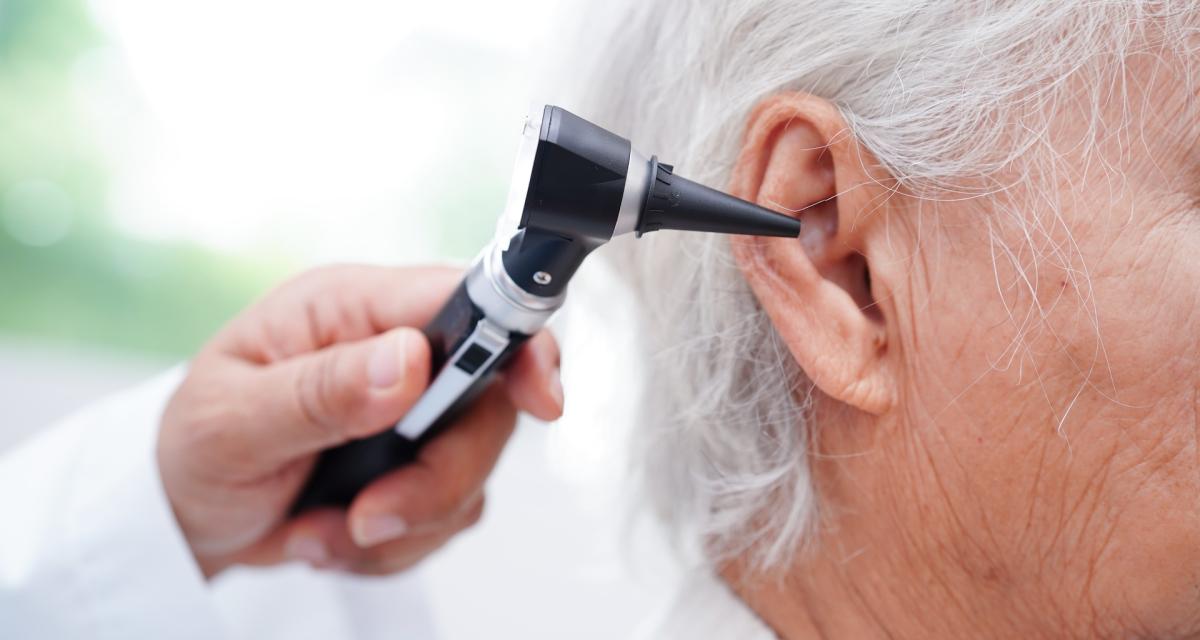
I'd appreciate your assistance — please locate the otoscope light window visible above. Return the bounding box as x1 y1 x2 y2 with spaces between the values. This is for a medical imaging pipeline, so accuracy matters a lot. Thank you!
454 343 494 374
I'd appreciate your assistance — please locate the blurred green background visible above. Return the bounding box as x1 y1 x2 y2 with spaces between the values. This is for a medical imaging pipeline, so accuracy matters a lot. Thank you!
0 0 264 355
0 0 534 357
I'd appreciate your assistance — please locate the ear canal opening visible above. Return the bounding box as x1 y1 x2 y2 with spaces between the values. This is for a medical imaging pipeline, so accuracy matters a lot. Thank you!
863 266 882 322
862 259 883 323
844 252 882 324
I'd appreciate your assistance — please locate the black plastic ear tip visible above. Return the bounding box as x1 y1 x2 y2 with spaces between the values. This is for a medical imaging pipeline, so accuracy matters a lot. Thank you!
637 159 800 238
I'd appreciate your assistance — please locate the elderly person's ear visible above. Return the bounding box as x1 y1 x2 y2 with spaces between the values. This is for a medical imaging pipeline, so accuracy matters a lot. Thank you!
729 93 898 415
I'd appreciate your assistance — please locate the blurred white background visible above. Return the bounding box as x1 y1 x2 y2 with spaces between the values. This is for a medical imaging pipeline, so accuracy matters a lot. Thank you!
0 0 678 637
87 0 558 261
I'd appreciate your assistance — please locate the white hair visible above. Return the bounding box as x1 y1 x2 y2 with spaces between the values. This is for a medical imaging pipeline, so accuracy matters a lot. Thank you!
554 0 1198 572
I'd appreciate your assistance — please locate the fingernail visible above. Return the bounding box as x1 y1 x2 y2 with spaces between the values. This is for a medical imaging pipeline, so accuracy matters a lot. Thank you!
285 535 329 565
353 514 408 547
368 332 409 389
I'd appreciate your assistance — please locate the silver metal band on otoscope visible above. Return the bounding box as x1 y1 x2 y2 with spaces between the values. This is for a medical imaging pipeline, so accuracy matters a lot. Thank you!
466 241 564 335
612 147 650 238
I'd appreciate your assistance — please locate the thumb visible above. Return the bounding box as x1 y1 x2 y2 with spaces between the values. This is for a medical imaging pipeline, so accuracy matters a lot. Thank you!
243 327 431 463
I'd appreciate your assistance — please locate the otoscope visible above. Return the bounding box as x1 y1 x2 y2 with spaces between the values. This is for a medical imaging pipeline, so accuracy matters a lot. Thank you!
292 105 800 512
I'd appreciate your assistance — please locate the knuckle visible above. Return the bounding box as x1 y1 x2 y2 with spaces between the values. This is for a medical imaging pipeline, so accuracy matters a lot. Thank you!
272 265 334 301
296 263 353 288
294 352 352 442
431 477 476 520
418 452 476 507
163 376 260 477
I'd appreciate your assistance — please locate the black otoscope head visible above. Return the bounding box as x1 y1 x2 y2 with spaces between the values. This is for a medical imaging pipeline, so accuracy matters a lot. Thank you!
500 105 800 297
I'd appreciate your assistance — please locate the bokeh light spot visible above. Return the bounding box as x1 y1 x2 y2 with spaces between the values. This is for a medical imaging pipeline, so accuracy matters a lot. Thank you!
2 180 75 247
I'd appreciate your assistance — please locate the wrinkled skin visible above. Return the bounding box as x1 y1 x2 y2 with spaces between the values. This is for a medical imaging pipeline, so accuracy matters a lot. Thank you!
725 54 1200 638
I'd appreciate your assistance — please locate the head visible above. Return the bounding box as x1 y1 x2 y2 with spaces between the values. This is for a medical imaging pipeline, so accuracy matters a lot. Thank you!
565 0 1200 637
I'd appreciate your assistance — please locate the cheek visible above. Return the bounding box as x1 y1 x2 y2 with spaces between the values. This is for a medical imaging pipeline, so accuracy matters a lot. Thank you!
1069 222 1200 626
1055 212 1200 487
908 201 1200 499
897 203 1200 628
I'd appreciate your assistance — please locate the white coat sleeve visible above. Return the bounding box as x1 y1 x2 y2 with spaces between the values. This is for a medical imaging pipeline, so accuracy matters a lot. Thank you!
0 367 226 639
0 367 441 640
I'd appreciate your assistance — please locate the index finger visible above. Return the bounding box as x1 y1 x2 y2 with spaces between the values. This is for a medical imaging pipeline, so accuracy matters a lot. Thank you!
215 264 464 363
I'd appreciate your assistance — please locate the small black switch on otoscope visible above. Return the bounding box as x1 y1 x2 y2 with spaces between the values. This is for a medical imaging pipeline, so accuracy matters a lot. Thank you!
454 344 493 374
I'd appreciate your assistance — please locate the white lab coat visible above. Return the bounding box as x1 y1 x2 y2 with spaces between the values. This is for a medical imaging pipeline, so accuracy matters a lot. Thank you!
0 369 773 639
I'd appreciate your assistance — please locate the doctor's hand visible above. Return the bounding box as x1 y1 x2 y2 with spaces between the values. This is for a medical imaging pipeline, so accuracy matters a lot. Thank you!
158 265 563 578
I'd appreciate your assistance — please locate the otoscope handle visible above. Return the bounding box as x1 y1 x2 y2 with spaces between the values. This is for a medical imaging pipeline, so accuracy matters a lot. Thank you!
290 280 532 513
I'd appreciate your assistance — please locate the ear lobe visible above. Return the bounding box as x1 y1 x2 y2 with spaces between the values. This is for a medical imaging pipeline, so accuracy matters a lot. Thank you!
729 93 896 415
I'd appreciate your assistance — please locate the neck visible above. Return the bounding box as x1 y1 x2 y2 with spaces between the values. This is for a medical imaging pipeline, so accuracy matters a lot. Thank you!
719 537 1027 640
720 552 897 639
